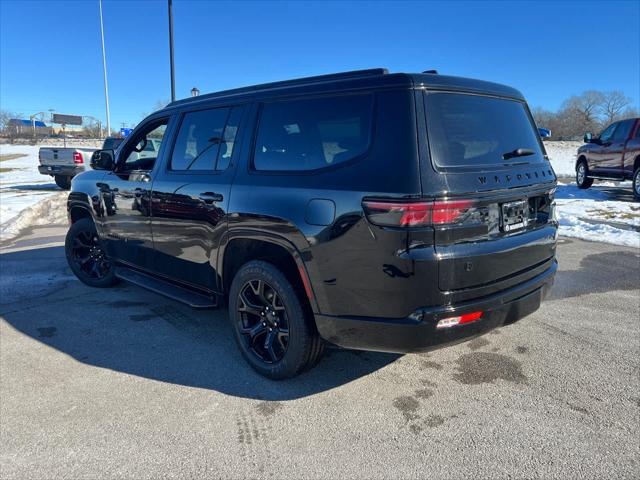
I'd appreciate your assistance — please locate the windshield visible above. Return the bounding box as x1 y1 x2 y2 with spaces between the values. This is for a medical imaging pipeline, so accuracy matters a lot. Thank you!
424 92 544 168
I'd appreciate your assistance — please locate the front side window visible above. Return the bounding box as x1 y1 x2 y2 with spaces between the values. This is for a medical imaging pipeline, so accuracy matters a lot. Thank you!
119 120 168 172
424 92 544 168
611 119 634 142
253 94 373 171
599 123 618 143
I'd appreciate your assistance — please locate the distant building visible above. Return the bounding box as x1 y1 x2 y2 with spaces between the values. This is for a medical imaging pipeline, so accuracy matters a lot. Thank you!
7 118 51 136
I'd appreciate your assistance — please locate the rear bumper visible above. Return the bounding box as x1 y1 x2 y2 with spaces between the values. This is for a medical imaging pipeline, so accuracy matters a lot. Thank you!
316 259 557 353
38 165 84 176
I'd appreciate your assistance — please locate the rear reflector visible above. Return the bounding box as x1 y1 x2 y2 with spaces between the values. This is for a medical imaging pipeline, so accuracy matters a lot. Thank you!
436 311 483 329
363 199 475 227
73 152 83 164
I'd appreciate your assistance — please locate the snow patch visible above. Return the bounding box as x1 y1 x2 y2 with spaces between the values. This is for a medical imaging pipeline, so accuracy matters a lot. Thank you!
545 141 582 178
556 184 640 248
0 192 68 241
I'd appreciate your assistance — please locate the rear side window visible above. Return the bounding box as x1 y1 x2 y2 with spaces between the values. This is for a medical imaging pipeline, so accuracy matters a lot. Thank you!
170 106 243 171
424 92 544 168
253 94 373 171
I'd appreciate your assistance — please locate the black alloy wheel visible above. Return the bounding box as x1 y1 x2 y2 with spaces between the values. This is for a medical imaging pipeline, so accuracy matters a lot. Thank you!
228 260 324 379
65 218 117 287
237 279 290 363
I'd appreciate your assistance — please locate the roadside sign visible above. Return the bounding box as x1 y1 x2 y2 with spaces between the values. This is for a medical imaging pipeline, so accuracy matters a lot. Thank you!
120 128 133 137
52 113 83 126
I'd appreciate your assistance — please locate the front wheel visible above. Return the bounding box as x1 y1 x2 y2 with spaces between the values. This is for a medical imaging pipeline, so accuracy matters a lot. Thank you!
228 260 323 379
576 161 593 189
633 167 640 201
65 218 118 288
54 175 72 190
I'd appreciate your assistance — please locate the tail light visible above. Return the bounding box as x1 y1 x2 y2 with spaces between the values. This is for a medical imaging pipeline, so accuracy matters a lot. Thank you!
436 311 483 329
362 199 476 228
73 152 83 164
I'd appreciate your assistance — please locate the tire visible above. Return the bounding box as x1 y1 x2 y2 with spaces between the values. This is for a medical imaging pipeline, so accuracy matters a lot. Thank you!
228 260 323 379
633 167 640 201
576 161 593 189
54 175 72 190
65 218 118 288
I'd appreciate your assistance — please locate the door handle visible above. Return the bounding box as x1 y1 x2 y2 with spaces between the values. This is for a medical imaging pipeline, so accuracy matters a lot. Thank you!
198 192 223 204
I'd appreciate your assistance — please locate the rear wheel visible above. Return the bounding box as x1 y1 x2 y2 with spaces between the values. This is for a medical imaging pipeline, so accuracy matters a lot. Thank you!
633 167 640 201
54 175 72 190
228 260 323 379
65 218 117 288
576 161 593 189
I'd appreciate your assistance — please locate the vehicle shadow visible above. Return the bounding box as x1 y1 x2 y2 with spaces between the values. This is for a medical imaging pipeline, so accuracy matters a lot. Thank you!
0 245 400 400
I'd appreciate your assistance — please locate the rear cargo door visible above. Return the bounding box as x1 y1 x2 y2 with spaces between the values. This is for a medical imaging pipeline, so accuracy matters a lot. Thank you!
421 90 557 292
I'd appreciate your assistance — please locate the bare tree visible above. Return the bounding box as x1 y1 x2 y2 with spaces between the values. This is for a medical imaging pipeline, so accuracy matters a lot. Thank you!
0 109 20 132
601 91 632 124
560 90 605 133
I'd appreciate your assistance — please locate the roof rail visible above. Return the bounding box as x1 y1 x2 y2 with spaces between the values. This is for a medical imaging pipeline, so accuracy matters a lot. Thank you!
422 69 438 74
167 68 389 108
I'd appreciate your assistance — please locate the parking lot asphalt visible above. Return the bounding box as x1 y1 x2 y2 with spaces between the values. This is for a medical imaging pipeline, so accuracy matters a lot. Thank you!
1 227 639 479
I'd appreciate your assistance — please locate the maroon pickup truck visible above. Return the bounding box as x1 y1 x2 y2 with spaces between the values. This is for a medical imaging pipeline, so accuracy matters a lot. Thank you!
576 117 640 200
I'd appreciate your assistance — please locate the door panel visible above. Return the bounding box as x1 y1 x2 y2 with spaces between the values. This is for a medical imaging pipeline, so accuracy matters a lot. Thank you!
150 105 245 291
589 122 618 176
98 118 172 270
98 170 154 267
151 177 232 290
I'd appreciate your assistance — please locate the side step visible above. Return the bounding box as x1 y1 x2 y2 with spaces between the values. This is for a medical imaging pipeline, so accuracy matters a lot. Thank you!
115 267 219 309
587 175 625 181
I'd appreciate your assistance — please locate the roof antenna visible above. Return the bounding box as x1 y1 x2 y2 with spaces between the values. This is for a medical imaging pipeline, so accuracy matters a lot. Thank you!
422 69 438 74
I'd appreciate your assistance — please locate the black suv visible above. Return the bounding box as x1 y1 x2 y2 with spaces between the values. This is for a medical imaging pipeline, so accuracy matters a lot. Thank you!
66 69 558 379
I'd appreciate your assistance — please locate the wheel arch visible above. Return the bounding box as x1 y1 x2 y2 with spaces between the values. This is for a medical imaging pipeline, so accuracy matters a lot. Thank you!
67 193 95 225
219 229 319 314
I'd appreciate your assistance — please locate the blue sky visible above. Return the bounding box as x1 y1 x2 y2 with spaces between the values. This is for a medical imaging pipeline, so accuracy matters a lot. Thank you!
1 0 638 130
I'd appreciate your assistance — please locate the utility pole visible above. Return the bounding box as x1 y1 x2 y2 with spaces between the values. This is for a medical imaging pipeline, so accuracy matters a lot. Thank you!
99 0 111 135
168 0 176 102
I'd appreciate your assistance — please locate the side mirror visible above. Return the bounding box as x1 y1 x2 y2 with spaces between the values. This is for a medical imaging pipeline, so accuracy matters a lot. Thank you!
90 149 115 170
584 132 593 143
538 127 551 140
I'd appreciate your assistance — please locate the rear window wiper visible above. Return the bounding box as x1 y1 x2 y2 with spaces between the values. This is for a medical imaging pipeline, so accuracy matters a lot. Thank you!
502 148 535 160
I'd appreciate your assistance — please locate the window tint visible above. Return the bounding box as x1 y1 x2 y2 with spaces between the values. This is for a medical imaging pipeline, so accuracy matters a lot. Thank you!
612 119 634 142
171 108 229 171
216 107 244 171
599 123 617 143
253 94 373 171
121 121 168 172
424 92 543 167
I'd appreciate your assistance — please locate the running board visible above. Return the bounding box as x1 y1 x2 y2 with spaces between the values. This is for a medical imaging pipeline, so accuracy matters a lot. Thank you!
115 267 219 309
587 175 625 181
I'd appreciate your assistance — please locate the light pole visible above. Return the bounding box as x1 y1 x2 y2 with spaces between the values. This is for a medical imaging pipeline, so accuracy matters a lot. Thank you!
99 0 111 136
168 0 176 102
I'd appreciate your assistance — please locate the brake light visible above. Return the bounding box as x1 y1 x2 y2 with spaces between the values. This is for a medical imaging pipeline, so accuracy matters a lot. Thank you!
73 152 83 164
362 199 475 227
436 311 483 329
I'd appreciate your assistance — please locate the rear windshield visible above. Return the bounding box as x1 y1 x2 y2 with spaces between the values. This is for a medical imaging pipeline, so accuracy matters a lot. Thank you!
424 92 544 168
103 137 123 150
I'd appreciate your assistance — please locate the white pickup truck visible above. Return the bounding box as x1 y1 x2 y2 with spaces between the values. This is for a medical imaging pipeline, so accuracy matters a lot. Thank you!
38 137 124 189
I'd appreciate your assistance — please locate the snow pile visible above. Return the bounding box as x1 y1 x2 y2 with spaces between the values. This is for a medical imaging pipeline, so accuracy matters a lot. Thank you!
0 192 68 240
555 183 639 248
545 141 582 178
0 144 62 236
